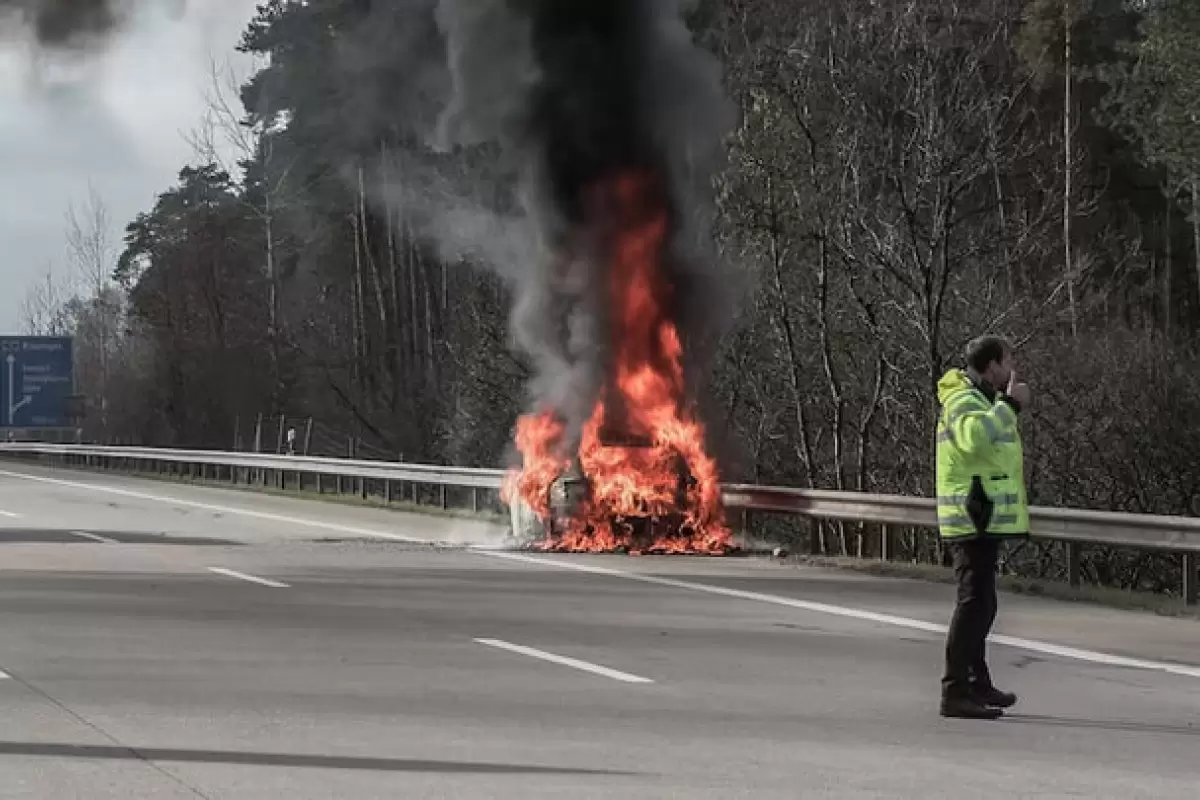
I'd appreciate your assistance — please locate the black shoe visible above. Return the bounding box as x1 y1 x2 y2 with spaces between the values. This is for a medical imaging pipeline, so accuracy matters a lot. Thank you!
940 695 1004 720
972 686 1018 709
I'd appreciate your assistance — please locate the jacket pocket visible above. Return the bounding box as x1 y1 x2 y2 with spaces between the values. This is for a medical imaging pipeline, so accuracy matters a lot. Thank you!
965 475 993 535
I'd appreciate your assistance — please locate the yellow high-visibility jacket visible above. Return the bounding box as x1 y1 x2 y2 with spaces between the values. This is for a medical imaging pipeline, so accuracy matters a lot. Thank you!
934 369 1029 539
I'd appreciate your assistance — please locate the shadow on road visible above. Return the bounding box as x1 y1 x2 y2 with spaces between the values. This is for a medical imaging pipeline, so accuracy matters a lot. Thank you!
0 741 636 775
1004 713 1199 737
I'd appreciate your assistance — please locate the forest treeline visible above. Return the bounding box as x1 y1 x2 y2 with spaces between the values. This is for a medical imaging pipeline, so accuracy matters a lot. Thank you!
23 0 1200 594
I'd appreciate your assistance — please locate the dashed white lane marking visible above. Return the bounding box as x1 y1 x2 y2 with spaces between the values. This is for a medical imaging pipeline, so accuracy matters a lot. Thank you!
477 550 1200 681
0 509 20 518
0 470 424 543
70 531 116 544
473 638 654 685
207 567 290 589
0 669 9 680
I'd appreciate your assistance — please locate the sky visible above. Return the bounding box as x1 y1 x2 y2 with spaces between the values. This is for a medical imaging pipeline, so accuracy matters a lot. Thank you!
0 0 261 331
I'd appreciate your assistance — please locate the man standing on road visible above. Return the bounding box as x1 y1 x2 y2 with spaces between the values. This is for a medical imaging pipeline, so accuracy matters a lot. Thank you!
935 335 1030 720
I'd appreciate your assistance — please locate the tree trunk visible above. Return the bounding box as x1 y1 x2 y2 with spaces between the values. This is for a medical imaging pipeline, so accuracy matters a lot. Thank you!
1191 177 1200 320
265 186 280 404
351 202 367 390
382 142 403 413
1165 195 1173 336
989 111 1013 296
359 164 389 345
1063 2 1077 337
767 222 817 498
816 230 847 555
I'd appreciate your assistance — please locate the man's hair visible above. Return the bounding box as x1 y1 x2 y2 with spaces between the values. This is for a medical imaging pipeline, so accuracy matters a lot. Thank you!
965 335 1011 373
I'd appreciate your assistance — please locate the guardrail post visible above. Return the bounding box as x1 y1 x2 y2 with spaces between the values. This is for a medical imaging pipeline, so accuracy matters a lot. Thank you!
385 480 394 503
1067 542 1081 589
880 524 891 561
440 484 448 510
471 488 479 513
1184 553 1197 606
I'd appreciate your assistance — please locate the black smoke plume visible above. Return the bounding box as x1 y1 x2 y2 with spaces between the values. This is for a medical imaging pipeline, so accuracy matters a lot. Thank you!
0 0 175 48
434 0 733 457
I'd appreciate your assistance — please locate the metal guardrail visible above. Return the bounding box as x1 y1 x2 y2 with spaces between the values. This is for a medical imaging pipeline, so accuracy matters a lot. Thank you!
1 442 1196 603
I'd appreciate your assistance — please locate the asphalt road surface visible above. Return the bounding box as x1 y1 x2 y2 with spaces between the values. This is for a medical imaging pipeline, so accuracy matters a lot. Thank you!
0 463 1198 799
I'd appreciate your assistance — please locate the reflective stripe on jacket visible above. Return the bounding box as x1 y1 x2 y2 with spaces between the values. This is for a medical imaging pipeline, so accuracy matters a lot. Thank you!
934 369 1029 539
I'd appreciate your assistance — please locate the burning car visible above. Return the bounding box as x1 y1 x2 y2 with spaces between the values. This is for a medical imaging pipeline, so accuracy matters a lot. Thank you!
502 174 732 555
440 1 735 554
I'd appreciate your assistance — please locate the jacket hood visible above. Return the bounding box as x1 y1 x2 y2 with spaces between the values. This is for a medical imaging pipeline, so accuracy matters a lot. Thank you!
937 369 973 406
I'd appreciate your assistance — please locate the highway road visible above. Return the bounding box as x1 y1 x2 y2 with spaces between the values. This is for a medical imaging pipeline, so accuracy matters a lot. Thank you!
0 463 1198 798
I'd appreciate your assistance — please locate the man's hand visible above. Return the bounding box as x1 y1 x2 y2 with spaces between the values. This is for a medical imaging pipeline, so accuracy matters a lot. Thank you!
1006 370 1031 408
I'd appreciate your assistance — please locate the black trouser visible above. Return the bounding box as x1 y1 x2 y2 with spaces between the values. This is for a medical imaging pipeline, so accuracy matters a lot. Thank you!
942 536 1000 698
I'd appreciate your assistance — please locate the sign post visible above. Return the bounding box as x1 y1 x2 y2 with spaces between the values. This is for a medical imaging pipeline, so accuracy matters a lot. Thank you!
0 336 75 430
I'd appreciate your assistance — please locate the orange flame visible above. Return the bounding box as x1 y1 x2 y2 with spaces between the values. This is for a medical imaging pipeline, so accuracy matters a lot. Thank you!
503 172 730 554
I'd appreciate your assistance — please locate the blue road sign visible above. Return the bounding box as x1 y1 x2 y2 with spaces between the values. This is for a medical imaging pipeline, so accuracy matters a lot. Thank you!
0 336 74 428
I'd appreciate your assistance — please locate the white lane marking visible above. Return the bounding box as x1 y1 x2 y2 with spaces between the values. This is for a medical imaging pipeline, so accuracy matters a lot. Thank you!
70 531 116 544
0 509 20 518
474 638 654 684
477 550 1200 681
0 668 10 680
0 470 424 543
207 567 290 589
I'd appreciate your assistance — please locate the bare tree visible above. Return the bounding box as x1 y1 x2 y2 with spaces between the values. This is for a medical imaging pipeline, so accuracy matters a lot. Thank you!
20 263 70 336
65 182 113 294
65 184 118 438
